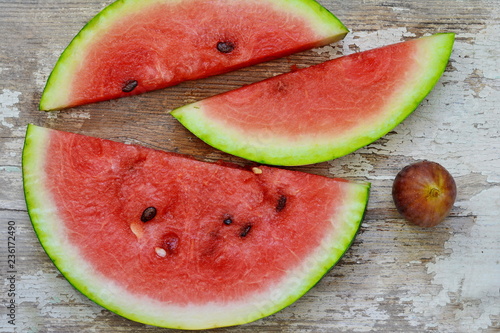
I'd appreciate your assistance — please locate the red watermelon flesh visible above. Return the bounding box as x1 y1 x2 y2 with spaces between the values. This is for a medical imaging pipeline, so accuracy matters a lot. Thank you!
23 124 369 329
171 33 455 166
39 0 348 110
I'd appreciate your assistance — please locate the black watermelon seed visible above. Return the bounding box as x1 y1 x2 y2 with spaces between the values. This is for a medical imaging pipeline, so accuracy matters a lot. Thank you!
276 195 287 212
240 224 252 237
141 207 157 222
217 41 235 54
223 217 233 225
122 79 138 93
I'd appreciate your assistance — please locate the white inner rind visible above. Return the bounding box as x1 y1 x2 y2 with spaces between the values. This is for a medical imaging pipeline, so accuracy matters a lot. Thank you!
22 124 369 329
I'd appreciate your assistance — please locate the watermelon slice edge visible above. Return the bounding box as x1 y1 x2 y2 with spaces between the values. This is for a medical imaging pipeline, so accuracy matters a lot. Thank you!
39 0 348 111
22 124 369 329
171 33 455 166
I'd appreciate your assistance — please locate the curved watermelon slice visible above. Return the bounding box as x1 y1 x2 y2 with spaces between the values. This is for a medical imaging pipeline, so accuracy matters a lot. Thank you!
22 124 369 329
171 33 455 166
39 0 348 111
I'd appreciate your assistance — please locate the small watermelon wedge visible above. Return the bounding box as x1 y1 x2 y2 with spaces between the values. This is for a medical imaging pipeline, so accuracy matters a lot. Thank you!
172 33 455 166
22 124 369 329
39 0 348 111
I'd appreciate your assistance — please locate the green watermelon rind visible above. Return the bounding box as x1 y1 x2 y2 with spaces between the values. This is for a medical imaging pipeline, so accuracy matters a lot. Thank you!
22 124 369 329
39 0 348 111
171 33 455 166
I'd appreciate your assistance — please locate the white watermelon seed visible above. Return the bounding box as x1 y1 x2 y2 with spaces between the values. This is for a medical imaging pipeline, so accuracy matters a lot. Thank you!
252 167 262 174
130 223 144 239
155 247 167 258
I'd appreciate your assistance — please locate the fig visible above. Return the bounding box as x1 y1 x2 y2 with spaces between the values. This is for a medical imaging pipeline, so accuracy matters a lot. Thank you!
392 160 456 227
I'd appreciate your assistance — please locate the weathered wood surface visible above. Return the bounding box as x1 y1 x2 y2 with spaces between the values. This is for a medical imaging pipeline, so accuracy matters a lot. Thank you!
1 0 499 332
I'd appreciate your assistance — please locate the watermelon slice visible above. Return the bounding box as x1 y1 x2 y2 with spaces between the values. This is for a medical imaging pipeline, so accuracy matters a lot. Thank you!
39 0 348 111
171 33 455 166
22 124 369 329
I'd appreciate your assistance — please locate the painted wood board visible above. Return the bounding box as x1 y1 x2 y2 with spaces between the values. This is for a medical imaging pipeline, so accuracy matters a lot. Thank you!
0 0 499 332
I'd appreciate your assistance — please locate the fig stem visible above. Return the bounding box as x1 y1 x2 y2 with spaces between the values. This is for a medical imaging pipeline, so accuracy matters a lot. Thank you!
429 187 440 198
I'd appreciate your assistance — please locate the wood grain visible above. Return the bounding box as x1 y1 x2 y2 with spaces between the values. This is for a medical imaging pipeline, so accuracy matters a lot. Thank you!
1 0 499 332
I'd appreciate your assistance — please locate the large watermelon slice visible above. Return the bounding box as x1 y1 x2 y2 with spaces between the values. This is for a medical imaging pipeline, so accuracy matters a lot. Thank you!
22 124 369 329
172 33 455 166
39 0 348 111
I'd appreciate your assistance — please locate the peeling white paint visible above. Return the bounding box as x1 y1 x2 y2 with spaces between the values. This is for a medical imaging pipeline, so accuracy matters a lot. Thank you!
314 27 417 60
34 49 62 90
427 186 500 324
47 111 59 119
68 111 91 119
0 89 22 128
390 7 409 12
0 166 21 173
15 270 100 332
328 153 374 178
44 111 92 126
284 293 391 332
410 186 500 331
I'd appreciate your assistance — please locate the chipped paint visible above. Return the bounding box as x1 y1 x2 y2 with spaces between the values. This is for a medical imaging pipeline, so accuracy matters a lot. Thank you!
46 111 58 119
328 153 374 178
411 186 500 331
67 111 91 119
0 89 22 128
34 49 62 91
14 271 101 332
314 26 418 60
0 166 21 173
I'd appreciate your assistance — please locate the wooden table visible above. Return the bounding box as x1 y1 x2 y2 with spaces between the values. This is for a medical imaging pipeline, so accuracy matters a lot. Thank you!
1 0 499 332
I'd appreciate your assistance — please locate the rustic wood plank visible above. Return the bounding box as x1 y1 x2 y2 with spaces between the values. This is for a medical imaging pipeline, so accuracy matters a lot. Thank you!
1 0 499 332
